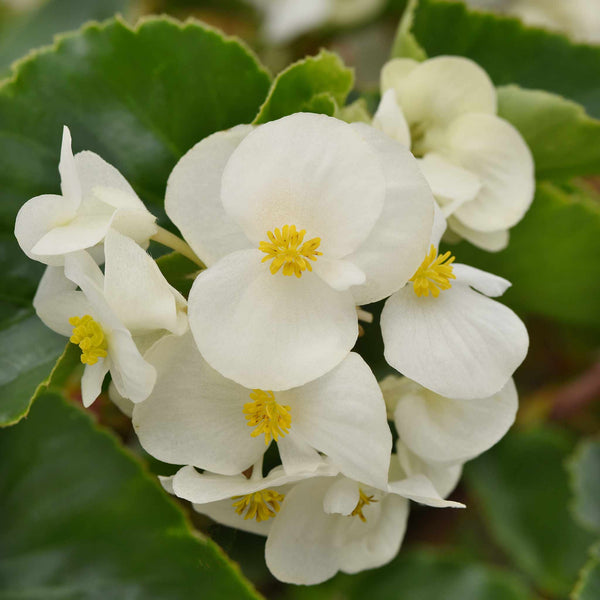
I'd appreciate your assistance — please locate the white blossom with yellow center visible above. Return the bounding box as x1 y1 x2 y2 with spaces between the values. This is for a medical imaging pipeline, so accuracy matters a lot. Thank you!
374 55 534 252
132 331 392 489
380 210 528 400
165 113 434 391
33 229 187 407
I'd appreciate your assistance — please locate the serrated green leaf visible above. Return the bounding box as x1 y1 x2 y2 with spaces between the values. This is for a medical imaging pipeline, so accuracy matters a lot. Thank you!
393 0 600 118
498 86 600 181
0 314 76 427
573 545 600 600
254 50 353 124
0 16 271 323
447 182 600 329
569 439 600 534
0 392 261 599
466 427 596 597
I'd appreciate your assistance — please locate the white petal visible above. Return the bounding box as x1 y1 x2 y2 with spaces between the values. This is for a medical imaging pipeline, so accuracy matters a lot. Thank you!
388 474 465 508
396 442 463 499
81 359 110 407
396 56 496 133
108 381 134 417
58 126 81 207
380 58 419 95
108 329 156 403
323 477 360 515
337 493 409 574
430 200 448 249
278 433 323 474
195 498 273 536
453 263 511 297
261 0 330 43
312 258 366 291
447 113 535 232
188 249 358 391
373 89 411 147
33 266 92 336
282 352 391 488
381 283 529 399
103 230 181 334
132 332 264 472
394 378 518 464
165 126 253 266
221 113 386 258
418 153 481 216
15 194 77 265
347 123 435 305
448 218 509 252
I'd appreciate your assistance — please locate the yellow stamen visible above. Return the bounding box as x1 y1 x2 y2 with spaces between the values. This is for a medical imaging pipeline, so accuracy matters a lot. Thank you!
259 224 322 278
69 315 108 365
351 489 378 523
243 390 291 445
410 244 456 298
232 489 285 522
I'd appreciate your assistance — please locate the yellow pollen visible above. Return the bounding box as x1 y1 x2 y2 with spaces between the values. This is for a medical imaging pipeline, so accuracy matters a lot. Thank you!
68 315 108 365
259 224 322 277
351 489 378 523
410 244 456 298
243 390 292 445
232 489 285 522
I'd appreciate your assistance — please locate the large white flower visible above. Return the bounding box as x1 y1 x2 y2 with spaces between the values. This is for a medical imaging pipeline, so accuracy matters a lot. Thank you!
15 126 157 265
380 216 528 400
33 230 186 406
375 56 534 251
385 375 518 465
133 331 392 489
165 113 434 390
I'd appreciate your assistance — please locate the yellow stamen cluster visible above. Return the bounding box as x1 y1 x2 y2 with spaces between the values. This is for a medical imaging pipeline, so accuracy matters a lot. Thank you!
69 315 108 365
350 489 378 523
410 244 456 298
243 390 292 445
232 489 285 522
259 225 322 277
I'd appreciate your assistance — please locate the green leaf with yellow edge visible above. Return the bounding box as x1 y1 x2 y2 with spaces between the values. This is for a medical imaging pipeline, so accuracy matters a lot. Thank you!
0 392 261 599
569 439 600 534
254 50 353 124
573 545 600 600
448 182 600 329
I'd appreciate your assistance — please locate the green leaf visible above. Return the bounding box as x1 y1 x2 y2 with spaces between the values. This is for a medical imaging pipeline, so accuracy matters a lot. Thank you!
569 439 600 534
393 0 600 118
0 0 128 76
254 50 353 124
0 313 77 427
0 392 261 599
498 86 600 180
465 427 596 596
573 545 600 600
448 182 600 329
0 16 271 322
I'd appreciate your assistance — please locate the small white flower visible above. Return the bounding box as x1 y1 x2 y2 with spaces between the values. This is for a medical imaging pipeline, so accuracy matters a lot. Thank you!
380 213 528 400
33 230 186 406
386 375 518 465
133 331 392 489
166 113 434 390
375 56 535 251
15 126 157 265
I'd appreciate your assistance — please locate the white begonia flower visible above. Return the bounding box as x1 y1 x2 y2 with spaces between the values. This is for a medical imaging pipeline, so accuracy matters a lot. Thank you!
33 230 187 407
165 113 434 391
15 126 157 266
375 56 535 252
388 375 518 465
132 331 392 489
380 216 528 400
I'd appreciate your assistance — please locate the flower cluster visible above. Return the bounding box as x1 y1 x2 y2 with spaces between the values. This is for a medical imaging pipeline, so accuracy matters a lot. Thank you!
15 56 531 585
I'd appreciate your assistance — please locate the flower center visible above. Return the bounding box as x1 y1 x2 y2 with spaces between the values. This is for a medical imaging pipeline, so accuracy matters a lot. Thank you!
351 489 378 522
243 390 292 445
232 489 285 522
259 224 322 278
69 315 108 365
410 244 456 298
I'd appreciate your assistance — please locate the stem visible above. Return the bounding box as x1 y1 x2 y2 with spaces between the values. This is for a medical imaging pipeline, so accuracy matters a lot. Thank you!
150 226 205 269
